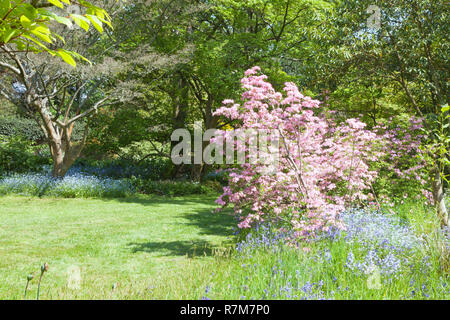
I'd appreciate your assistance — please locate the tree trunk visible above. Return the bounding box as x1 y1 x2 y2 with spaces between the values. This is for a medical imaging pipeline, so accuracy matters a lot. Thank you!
171 73 189 179
50 140 66 178
171 73 189 150
32 94 94 178
49 138 80 178
432 168 449 228
191 163 204 182
191 96 217 182
51 155 71 178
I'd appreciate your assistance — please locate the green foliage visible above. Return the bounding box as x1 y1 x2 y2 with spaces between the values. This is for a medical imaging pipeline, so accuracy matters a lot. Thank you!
0 0 112 66
0 135 50 176
72 157 174 181
203 169 228 185
0 97 18 115
321 0 448 114
129 178 214 197
0 115 86 143
371 117 429 203
421 104 450 183
85 102 172 156
0 116 44 141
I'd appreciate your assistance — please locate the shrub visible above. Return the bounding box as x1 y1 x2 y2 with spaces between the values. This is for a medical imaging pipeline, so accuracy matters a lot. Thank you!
129 178 214 196
70 157 173 181
0 116 45 142
203 180 224 193
0 135 50 177
203 169 229 186
214 67 382 237
0 116 86 143
372 116 431 205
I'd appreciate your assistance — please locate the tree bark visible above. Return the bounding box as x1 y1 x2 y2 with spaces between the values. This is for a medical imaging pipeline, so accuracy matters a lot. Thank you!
171 73 189 150
47 134 84 178
432 167 449 228
171 73 189 179
34 98 90 178
50 141 82 178
191 96 217 182
51 148 70 178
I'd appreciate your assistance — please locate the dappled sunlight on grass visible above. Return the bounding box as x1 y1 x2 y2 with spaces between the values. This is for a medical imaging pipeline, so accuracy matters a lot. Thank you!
0 195 448 300
0 195 234 299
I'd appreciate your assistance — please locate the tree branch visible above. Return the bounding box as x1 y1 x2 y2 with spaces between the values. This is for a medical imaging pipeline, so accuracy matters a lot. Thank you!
0 60 20 75
66 97 108 126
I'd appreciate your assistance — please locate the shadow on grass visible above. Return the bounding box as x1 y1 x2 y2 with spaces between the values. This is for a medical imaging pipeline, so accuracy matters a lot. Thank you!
109 195 236 257
111 195 235 237
128 239 217 257
111 194 219 207
183 208 235 237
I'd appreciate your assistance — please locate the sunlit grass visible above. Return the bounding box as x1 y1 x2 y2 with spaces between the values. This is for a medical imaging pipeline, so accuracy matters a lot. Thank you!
0 195 234 299
0 195 448 300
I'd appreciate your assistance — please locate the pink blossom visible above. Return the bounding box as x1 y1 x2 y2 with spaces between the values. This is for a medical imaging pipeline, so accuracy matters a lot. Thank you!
213 67 385 238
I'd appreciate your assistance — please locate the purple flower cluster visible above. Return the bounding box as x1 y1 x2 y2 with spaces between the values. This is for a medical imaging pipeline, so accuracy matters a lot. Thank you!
0 172 134 197
232 207 436 299
235 224 289 254
334 209 422 280
345 249 403 279
339 209 421 252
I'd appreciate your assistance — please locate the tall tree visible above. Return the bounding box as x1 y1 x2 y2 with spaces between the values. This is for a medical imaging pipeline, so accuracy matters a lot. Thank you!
181 0 330 178
306 0 449 226
0 0 117 177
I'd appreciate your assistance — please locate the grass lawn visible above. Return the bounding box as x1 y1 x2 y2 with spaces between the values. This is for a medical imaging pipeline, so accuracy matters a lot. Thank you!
0 195 235 299
1 195 448 300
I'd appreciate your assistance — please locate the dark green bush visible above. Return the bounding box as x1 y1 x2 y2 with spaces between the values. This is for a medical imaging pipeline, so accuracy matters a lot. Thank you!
71 157 174 180
0 116 45 142
203 169 229 185
0 135 51 177
203 180 224 193
0 116 85 143
129 178 215 196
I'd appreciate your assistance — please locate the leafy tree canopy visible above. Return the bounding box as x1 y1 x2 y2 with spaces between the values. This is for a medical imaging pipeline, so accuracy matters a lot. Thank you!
0 0 112 66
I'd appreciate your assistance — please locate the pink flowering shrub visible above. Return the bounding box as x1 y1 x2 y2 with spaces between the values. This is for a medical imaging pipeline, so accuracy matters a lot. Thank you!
213 67 383 238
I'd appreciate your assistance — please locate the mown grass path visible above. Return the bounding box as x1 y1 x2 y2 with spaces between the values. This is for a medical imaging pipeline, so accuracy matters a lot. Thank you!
0 195 234 299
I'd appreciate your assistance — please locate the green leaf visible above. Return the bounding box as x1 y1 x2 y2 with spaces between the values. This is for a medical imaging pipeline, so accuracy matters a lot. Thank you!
86 14 103 33
20 15 32 29
54 15 73 28
57 50 76 67
22 34 50 51
71 14 90 31
2 29 19 43
0 1 10 16
30 29 53 43
71 51 92 65
47 0 64 9
34 25 51 35
53 32 66 44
